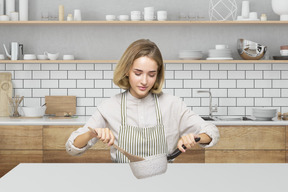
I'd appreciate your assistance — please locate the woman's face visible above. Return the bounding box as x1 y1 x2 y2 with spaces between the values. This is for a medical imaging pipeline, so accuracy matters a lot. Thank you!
128 56 158 99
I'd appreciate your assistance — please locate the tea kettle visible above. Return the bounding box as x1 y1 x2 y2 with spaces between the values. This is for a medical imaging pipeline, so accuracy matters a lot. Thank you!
3 42 24 60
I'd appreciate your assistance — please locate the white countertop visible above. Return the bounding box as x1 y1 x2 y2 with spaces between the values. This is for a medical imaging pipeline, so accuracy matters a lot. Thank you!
0 163 287 192
0 116 288 126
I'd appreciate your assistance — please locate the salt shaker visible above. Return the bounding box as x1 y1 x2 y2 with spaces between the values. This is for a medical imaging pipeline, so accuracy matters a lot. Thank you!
67 14 73 21
261 14 267 21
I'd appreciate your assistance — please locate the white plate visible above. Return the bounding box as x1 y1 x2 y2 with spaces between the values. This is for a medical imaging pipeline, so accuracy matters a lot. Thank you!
237 18 260 21
206 57 233 60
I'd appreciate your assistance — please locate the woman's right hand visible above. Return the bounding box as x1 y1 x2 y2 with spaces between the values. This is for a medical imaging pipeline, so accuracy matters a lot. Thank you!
89 127 115 146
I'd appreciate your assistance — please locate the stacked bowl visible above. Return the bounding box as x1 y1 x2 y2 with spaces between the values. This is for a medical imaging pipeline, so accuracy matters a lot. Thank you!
179 50 203 60
252 108 277 121
206 45 233 60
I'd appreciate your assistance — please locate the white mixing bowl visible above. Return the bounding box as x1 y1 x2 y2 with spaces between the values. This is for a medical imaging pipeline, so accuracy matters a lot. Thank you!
22 106 46 117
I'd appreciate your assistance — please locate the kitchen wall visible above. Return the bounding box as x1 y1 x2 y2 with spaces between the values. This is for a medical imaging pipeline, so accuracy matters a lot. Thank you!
1 0 288 116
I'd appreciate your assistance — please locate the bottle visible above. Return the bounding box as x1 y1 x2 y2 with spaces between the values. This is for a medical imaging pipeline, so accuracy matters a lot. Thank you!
261 14 267 21
59 5 64 21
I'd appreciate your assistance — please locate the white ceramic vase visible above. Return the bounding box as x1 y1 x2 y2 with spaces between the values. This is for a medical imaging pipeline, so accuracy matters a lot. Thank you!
272 0 288 21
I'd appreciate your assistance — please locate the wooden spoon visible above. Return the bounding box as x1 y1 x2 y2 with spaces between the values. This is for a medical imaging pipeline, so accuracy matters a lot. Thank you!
88 127 144 162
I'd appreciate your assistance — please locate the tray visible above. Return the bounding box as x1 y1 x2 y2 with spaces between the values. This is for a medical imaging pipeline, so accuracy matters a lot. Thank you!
273 56 288 60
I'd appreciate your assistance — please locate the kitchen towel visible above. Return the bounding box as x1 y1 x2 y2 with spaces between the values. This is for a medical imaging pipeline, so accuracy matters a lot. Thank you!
19 0 29 21
5 0 15 17
0 0 4 15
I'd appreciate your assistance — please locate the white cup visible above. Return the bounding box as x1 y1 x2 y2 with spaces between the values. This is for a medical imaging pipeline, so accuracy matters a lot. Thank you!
106 14 116 21
63 55 75 60
74 9 82 21
215 44 228 50
131 11 141 21
157 10 167 21
249 12 258 20
144 7 155 21
0 54 5 60
118 15 129 21
0 15 9 21
10 12 19 21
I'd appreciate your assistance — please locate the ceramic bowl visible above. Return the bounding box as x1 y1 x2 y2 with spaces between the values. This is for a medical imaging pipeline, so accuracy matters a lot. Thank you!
252 108 277 120
23 54 36 60
37 55 48 60
21 106 46 117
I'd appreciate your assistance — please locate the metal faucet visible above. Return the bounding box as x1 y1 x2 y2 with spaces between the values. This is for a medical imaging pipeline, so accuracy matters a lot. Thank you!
197 90 218 117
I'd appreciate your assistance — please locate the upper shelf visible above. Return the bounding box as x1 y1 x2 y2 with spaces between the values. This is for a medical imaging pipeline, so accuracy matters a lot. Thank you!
1 20 288 25
0 60 287 64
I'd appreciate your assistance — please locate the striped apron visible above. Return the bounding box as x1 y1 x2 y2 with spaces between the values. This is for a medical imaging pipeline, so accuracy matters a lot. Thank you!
115 91 168 163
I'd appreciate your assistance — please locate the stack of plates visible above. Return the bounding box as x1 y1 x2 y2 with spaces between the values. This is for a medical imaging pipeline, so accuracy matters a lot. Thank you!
179 50 203 60
206 45 233 60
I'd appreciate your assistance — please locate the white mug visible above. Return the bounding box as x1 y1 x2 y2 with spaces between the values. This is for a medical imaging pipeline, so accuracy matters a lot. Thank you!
118 15 129 21
144 7 155 21
0 15 9 21
74 9 82 21
0 54 5 60
249 12 258 20
157 10 167 21
131 11 141 21
106 15 116 21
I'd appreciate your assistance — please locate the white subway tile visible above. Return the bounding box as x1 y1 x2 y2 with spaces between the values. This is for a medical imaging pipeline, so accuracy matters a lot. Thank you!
24 98 40 107
219 80 236 88
175 71 191 79
214 107 228 116
219 98 236 106
255 64 271 70
175 89 192 97
192 107 209 116
200 98 218 107
69 89 86 97
255 98 272 106
162 89 174 95
77 98 94 107
165 71 174 79
59 80 76 88
264 89 280 97
237 98 254 106
77 64 94 70
6 64 23 70
273 64 288 70
184 63 200 70
227 107 245 116
86 71 102 79
237 63 254 70
201 80 218 88
282 89 288 97
51 71 67 79
104 71 114 79
166 80 183 88
77 80 94 88
264 71 280 79
184 80 200 88
255 80 271 88
95 64 112 70
15 89 31 97
281 71 288 79
42 64 58 70
24 80 40 88
228 89 245 97
33 89 49 97
104 89 121 97
50 89 67 96
246 89 262 97
165 63 183 70
210 71 227 79
76 107 86 116
59 64 76 70
95 98 106 106
201 64 218 70
33 71 49 79
24 64 40 71
273 80 288 88
86 107 97 116
237 80 254 88
228 71 245 79
86 89 103 97
183 98 201 107
0 64 5 70
193 71 209 79
246 71 262 79
210 89 227 97
15 71 31 79
42 80 59 88
95 80 112 88
273 98 288 106
68 71 85 79
12 80 23 88
219 63 236 70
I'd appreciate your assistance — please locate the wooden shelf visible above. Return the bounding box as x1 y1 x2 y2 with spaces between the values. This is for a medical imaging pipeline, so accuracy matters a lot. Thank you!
0 20 288 25
0 60 287 64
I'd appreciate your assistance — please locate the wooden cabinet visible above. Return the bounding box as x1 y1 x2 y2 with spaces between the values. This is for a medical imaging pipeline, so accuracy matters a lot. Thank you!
205 125 286 163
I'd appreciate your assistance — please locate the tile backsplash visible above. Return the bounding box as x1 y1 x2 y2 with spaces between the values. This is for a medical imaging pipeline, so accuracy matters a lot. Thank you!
1 62 288 116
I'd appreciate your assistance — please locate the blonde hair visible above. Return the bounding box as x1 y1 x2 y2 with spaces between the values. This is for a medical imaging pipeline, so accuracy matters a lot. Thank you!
113 39 164 94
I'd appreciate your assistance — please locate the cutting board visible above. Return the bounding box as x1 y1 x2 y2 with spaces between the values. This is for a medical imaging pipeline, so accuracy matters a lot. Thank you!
0 73 13 117
45 96 76 115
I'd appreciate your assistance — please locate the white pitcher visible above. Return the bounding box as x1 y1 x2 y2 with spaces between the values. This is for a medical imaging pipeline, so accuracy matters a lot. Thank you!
3 42 24 60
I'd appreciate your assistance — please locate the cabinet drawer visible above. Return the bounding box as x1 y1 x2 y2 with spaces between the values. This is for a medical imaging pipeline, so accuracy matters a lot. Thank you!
205 150 286 163
0 126 42 149
210 126 286 150
43 125 108 150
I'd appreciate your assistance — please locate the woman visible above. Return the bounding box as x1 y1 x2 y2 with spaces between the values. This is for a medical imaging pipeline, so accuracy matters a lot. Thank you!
66 39 219 162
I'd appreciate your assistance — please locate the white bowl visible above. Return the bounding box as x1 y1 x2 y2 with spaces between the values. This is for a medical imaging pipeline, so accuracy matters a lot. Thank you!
21 106 46 117
63 55 75 60
37 55 48 60
23 54 36 60
44 52 59 60
252 108 277 120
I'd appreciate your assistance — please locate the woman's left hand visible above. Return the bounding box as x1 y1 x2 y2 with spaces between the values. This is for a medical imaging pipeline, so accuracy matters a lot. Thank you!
177 133 198 153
